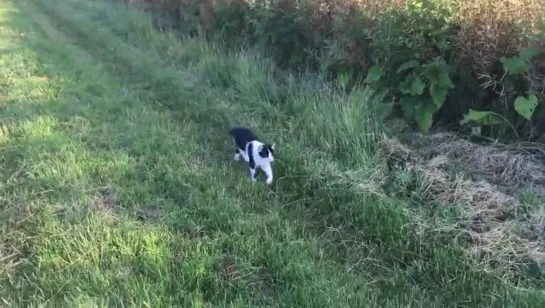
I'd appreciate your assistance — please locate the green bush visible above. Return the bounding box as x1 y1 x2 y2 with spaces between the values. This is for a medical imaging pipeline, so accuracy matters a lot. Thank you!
128 0 545 141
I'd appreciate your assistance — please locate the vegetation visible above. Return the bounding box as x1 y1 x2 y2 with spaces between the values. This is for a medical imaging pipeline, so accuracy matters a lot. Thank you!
134 0 545 141
2 0 545 306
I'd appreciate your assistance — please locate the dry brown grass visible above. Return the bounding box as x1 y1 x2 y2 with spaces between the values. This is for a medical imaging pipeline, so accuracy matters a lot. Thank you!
380 133 545 273
452 0 544 72
416 132 545 189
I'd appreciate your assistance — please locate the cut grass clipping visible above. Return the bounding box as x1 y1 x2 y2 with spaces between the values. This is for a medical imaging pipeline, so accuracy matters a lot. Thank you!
380 132 545 281
0 0 544 306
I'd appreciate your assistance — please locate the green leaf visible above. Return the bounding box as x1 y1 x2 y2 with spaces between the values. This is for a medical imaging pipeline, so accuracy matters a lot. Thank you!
414 100 437 132
423 59 453 88
514 94 538 120
365 64 383 83
415 110 433 132
399 73 425 95
429 82 448 107
500 56 530 75
397 60 420 74
400 96 419 120
520 48 536 61
460 109 504 126
400 96 438 132
437 71 454 88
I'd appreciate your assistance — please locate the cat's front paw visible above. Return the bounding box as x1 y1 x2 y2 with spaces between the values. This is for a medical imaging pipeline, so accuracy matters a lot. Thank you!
265 177 273 185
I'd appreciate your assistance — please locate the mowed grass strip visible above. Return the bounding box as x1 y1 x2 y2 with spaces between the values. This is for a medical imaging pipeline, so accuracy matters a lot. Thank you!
0 0 543 306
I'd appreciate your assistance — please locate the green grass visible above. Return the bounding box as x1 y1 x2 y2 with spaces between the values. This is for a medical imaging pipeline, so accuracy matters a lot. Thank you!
0 0 544 306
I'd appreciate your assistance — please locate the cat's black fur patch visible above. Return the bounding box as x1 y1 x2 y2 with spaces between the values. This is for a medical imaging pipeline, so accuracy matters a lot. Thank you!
248 142 256 175
229 127 258 152
259 144 274 158
229 127 274 155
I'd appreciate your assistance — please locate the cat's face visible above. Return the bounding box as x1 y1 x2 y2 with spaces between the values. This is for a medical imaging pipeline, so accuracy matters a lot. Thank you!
258 143 275 162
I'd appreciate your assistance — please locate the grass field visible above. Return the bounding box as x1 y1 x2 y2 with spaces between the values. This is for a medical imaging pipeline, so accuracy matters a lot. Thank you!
1 0 545 306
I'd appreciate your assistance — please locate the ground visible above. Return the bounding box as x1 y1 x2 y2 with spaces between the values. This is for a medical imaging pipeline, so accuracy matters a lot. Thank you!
1 0 545 306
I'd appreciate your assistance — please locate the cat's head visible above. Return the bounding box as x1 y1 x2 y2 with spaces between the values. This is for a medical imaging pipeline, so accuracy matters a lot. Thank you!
258 143 275 162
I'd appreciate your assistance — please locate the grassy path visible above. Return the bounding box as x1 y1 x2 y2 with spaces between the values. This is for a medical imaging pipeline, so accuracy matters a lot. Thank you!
0 0 544 306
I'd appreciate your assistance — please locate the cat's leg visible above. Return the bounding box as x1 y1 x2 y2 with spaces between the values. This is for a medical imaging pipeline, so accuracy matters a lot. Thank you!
261 163 273 185
249 168 257 182
248 144 257 182
234 148 241 161
241 150 250 162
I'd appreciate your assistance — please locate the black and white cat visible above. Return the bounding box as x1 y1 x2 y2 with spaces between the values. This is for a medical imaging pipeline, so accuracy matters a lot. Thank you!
229 127 275 185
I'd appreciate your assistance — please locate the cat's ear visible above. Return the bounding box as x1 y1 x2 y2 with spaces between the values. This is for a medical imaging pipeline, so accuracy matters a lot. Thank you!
271 143 275 150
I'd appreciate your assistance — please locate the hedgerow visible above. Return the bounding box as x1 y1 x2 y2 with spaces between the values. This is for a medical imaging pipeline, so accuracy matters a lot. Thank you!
125 0 545 141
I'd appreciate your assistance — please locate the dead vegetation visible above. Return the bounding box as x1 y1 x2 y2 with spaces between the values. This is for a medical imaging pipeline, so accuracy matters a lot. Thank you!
415 133 545 192
379 132 545 274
